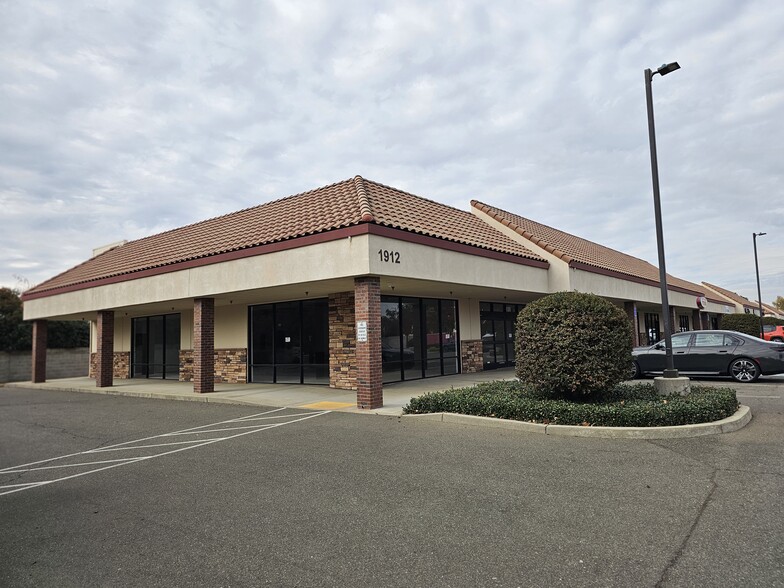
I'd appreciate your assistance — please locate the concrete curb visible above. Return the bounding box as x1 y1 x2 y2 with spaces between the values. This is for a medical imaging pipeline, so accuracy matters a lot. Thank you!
6 382 265 408
403 405 752 439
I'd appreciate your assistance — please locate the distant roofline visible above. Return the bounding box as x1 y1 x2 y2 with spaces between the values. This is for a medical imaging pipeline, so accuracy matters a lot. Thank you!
472 200 722 300
701 282 756 308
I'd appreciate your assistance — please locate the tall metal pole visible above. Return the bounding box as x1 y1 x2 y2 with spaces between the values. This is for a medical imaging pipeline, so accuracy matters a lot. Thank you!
753 232 766 337
645 68 677 377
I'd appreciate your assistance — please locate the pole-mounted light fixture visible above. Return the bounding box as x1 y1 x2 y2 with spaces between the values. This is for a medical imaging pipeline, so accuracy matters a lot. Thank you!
753 232 767 337
655 62 681 77
645 61 680 378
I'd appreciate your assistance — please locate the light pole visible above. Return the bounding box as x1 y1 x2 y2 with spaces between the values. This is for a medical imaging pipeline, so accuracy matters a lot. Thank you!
645 61 680 378
753 232 766 337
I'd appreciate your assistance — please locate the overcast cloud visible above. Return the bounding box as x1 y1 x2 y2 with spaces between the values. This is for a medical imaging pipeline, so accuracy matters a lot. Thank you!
1 0 782 303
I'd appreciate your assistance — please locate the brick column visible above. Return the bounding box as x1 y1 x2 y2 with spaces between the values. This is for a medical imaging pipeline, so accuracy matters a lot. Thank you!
670 307 678 333
692 309 703 331
96 310 114 387
193 298 215 394
354 277 382 409
624 302 639 347
31 320 47 383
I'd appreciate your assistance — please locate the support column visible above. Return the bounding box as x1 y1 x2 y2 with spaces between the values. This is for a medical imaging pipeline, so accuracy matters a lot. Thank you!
670 307 678 333
354 277 382 409
31 320 47 383
692 309 703 331
624 302 639 347
193 298 215 394
96 310 114 387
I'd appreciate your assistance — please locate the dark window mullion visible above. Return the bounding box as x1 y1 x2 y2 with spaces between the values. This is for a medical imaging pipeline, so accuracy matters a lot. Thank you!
419 299 426 379
299 300 304 384
438 299 444 376
272 304 277 383
398 297 404 382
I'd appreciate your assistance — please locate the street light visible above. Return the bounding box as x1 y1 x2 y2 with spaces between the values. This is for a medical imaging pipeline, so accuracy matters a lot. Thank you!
753 232 766 337
645 61 680 378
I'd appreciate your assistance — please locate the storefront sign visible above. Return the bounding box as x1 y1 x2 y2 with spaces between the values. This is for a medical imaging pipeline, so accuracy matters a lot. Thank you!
356 320 368 342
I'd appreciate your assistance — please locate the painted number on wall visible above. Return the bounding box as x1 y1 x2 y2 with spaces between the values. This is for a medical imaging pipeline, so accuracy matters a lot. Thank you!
378 249 401 264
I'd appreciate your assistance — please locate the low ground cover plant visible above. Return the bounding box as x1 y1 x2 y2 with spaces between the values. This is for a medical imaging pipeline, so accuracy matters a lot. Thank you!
403 381 739 427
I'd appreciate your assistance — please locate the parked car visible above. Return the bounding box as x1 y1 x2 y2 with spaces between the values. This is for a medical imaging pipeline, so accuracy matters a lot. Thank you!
631 330 784 383
762 324 784 343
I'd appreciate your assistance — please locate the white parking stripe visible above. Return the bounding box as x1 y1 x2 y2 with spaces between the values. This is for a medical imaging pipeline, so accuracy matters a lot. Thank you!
87 439 232 452
0 407 290 472
2 457 144 473
0 409 329 496
160 424 279 436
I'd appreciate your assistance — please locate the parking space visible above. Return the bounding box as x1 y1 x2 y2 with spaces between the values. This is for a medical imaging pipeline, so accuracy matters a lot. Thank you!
0 407 329 496
2 384 784 587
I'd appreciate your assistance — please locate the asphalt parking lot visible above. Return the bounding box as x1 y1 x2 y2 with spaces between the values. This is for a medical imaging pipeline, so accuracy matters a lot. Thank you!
1 383 783 587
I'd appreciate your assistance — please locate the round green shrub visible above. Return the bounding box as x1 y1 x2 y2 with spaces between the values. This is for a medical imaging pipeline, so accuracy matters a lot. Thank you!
515 292 633 399
720 313 762 337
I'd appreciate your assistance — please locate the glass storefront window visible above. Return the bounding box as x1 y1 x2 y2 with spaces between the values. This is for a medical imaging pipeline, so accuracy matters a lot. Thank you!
381 298 402 384
131 314 180 379
382 296 460 383
249 299 328 385
479 303 525 370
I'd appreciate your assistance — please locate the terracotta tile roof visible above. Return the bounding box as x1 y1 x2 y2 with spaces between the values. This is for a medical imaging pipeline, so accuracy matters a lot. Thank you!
25 176 545 296
701 282 756 308
472 201 706 296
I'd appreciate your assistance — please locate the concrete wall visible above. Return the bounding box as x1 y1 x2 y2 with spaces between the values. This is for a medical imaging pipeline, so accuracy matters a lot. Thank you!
0 348 89 383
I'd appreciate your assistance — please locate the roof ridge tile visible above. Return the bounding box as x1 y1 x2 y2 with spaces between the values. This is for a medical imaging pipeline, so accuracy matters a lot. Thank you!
353 175 375 222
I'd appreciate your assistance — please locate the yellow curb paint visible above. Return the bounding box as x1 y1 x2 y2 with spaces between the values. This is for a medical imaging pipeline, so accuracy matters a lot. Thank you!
301 401 355 410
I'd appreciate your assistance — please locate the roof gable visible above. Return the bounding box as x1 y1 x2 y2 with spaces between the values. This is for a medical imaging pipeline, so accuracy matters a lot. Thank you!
701 282 756 308
472 200 706 295
25 176 545 297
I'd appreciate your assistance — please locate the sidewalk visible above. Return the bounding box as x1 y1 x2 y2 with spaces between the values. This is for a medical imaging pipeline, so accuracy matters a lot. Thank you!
6 369 518 416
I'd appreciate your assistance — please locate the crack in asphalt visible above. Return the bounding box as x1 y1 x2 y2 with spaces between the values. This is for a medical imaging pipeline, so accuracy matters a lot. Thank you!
655 470 718 588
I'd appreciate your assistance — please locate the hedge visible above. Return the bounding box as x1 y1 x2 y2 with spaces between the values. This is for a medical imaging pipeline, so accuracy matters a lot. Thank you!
515 292 633 399
403 381 739 427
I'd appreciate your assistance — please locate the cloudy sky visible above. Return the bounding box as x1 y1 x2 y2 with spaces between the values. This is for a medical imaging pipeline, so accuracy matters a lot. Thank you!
2 0 782 304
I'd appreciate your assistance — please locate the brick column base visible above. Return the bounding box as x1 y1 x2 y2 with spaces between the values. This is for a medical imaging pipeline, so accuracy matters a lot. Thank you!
96 310 114 387
692 310 703 331
460 340 483 373
354 277 382 409
329 291 358 390
193 298 215 393
624 302 639 347
32 320 47 383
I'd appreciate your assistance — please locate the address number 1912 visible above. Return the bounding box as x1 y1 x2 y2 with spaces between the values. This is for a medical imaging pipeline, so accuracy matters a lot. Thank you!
378 249 401 264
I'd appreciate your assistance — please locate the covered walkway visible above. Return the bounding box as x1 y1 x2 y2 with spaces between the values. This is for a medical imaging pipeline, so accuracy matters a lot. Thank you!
8 369 517 416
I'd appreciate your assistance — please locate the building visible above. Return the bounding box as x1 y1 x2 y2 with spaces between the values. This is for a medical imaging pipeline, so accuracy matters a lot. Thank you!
701 282 760 316
21 176 734 408
470 202 729 345
760 302 783 320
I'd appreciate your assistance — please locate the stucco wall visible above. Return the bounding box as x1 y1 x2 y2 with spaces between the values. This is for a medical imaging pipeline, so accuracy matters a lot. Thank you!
215 304 248 349
24 236 372 321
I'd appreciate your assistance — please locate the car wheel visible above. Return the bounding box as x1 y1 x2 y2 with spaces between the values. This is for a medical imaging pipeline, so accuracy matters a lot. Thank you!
631 361 641 380
729 358 760 383
772 337 784 343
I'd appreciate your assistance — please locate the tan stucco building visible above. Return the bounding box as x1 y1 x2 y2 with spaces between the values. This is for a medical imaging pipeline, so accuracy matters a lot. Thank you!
22 176 733 408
